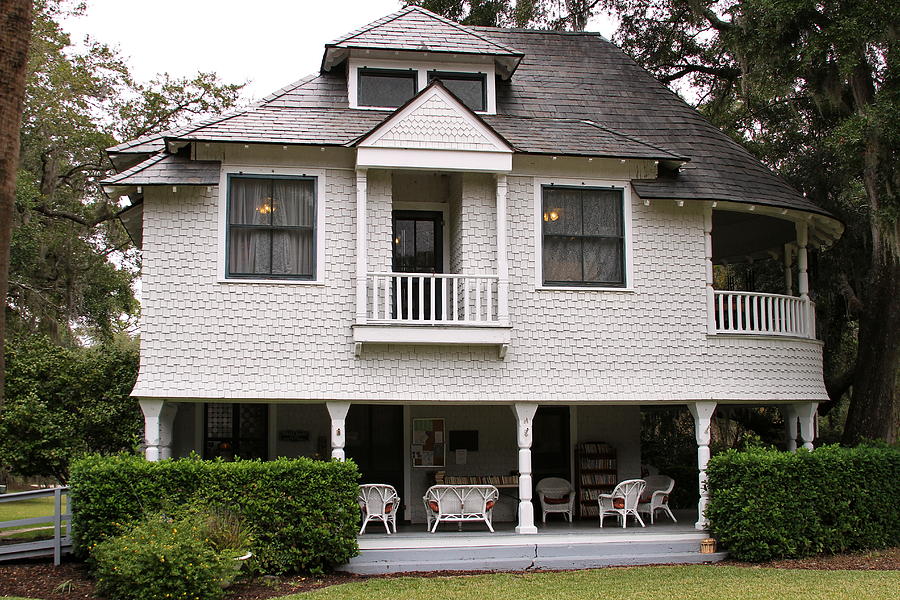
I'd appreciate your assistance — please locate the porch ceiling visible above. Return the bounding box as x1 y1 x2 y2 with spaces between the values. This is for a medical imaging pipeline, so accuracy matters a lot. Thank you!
712 210 798 263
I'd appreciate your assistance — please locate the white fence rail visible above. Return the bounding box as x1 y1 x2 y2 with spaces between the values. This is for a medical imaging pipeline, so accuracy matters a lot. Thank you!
367 272 501 324
713 291 815 338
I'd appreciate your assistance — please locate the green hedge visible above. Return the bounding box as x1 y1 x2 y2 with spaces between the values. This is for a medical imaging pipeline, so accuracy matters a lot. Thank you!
706 444 900 562
69 454 359 574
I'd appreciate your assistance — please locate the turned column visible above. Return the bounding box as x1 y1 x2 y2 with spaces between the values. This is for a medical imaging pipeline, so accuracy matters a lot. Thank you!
512 403 539 534
689 401 717 530
139 399 178 461
326 401 351 461
796 402 818 451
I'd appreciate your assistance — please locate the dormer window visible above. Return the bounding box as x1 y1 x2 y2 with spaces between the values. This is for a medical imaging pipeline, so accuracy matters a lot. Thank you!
358 68 418 108
428 71 486 112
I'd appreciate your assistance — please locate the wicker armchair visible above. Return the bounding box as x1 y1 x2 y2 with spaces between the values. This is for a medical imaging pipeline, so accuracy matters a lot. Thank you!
637 475 676 524
598 479 646 528
423 485 499 533
357 484 400 534
536 477 575 523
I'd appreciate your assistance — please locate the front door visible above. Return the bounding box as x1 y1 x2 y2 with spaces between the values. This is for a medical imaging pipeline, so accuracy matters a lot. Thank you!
392 210 443 320
345 405 405 516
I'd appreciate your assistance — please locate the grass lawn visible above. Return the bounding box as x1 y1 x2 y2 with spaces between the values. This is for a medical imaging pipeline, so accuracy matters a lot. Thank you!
279 566 899 600
0 495 68 542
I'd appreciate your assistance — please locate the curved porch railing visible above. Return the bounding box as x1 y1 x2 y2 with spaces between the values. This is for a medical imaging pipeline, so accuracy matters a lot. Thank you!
367 272 501 324
713 291 815 339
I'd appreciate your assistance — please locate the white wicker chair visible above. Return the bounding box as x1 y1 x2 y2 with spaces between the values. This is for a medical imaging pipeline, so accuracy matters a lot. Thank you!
637 475 676 524
357 484 400 534
423 485 499 533
536 477 575 523
598 479 646 528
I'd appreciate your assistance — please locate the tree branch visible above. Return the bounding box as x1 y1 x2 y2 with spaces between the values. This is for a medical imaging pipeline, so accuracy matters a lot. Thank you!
820 365 857 415
32 203 130 228
659 63 741 83
686 1 734 32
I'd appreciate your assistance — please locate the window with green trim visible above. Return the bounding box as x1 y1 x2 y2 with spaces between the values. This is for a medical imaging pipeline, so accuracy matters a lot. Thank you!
227 176 316 279
542 186 626 287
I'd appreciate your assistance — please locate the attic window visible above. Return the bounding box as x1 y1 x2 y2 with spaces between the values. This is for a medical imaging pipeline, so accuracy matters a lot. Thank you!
428 71 486 112
358 68 417 108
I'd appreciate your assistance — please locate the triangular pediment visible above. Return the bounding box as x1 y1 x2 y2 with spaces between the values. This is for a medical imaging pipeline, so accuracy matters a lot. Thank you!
357 83 512 154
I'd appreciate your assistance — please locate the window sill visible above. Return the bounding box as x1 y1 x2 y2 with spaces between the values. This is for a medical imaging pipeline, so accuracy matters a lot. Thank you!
217 278 325 286
350 104 494 116
535 286 635 293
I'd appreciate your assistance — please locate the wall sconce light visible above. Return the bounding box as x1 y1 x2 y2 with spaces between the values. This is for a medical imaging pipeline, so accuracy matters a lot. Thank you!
542 210 560 222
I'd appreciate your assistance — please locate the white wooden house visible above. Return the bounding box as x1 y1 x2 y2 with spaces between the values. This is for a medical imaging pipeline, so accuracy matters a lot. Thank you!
104 6 842 544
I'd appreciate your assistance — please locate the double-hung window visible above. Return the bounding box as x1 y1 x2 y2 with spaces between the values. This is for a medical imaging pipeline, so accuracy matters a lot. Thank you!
227 176 316 279
541 186 626 287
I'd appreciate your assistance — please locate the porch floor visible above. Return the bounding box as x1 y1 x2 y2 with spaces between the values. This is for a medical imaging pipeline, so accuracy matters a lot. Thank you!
346 510 727 574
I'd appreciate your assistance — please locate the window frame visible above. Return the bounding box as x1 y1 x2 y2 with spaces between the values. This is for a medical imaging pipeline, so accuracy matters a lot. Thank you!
534 179 634 292
427 70 487 112
357 67 419 109
203 402 269 461
218 167 326 285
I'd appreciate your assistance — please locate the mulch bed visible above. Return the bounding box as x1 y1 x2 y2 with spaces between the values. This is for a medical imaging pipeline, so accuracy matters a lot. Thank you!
1 548 897 599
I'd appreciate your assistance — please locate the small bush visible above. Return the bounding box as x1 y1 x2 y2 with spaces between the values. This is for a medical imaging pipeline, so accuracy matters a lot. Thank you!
69 454 359 574
706 444 900 562
92 510 235 600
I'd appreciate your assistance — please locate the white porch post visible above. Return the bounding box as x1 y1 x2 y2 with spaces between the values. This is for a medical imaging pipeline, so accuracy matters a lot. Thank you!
688 401 716 530
796 222 810 335
783 404 799 452
495 174 510 325
512 403 538 534
355 169 368 324
796 402 818 451
139 399 178 462
783 243 794 296
704 205 716 334
326 401 351 461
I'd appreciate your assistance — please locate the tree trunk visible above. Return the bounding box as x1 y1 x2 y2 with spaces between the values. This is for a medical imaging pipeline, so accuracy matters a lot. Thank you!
0 0 34 411
842 127 900 444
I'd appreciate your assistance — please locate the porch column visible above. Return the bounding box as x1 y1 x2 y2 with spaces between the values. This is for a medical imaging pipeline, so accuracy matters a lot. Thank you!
495 174 510 324
139 399 178 462
512 403 538 534
704 205 716 334
796 222 811 335
783 243 794 296
355 169 368 324
796 402 818 451
688 401 716 530
326 401 351 461
783 404 799 452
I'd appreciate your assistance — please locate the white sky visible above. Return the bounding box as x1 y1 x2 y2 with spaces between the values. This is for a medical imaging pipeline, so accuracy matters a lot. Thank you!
62 0 617 101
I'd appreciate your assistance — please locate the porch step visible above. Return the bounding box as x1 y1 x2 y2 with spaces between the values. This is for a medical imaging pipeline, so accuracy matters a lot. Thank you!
341 537 727 574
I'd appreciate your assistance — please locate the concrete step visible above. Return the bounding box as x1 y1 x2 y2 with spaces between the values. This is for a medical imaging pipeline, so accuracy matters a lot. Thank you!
341 538 727 574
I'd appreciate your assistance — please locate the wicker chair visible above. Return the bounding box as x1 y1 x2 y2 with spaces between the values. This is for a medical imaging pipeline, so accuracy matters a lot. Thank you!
637 475 676 524
536 477 575 523
423 485 499 533
598 479 646 528
357 484 400 534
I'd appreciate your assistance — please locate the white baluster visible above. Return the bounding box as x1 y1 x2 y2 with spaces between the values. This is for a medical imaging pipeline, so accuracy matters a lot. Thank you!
383 276 390 320
718 293 725 331
464 278 471 321
406 275 413 321
486 278 493 322
371 275 378 320
418 275 424 321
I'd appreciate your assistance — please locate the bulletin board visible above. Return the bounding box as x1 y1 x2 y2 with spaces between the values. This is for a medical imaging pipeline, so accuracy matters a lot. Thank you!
411 418 445 467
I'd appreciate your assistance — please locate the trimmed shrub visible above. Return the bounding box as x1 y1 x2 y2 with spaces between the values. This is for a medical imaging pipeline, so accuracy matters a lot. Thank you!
69 454 359 574
92 510 236 600
706 444 900 562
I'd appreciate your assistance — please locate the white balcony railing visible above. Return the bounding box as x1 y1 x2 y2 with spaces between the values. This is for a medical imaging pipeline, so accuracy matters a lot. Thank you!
713 291 815 339
367 272 502 325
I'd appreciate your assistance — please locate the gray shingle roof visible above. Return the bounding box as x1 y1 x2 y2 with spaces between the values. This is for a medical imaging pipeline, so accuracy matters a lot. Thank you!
474 27 828 216
101 153 220 186
107 131 167 155
325 6 522 58
108 17 832 218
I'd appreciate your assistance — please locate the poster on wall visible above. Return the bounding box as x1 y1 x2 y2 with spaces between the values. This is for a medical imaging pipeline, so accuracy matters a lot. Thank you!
412 418 445 467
